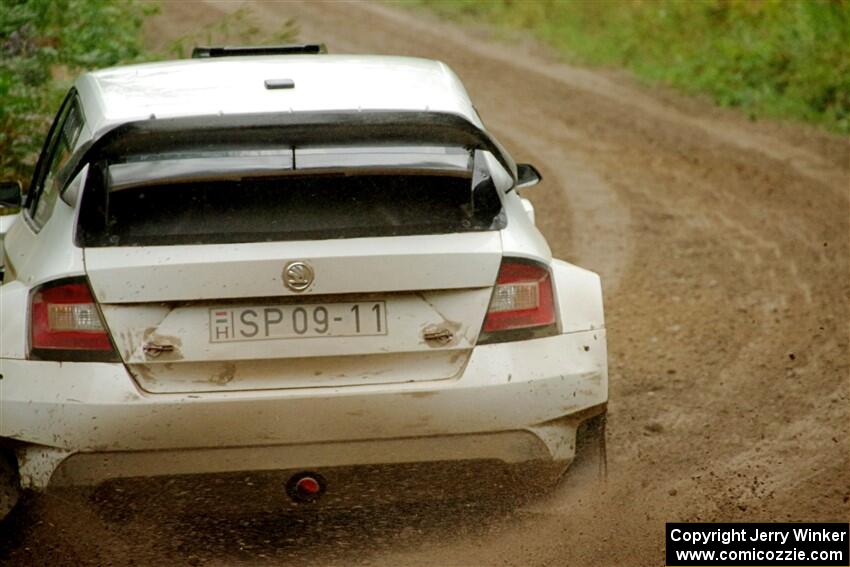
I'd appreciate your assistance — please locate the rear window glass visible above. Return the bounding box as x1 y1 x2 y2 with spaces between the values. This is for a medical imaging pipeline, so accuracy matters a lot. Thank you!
77 148 505 246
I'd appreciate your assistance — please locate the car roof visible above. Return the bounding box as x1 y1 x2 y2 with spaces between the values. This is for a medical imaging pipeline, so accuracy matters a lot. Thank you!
75 54 482 137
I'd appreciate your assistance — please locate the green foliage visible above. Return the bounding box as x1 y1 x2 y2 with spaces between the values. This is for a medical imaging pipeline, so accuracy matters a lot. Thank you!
0 1 300 186
0 0 155 185
406 0 850 134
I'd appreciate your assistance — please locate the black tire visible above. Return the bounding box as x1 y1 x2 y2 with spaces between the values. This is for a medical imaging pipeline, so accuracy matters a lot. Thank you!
0 451 21 522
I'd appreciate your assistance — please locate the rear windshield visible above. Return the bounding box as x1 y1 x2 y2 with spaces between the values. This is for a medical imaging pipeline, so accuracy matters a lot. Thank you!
76 147 505 246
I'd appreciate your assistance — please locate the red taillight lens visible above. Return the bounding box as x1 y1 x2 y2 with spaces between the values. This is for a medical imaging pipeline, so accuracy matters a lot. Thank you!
479 259 557 342
30 277 118 361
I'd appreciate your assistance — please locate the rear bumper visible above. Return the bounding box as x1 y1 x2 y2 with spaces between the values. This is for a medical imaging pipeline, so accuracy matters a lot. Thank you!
0 330 607 489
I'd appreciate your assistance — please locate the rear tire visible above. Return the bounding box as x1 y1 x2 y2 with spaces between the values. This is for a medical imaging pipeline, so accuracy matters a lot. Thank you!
0 450 22 522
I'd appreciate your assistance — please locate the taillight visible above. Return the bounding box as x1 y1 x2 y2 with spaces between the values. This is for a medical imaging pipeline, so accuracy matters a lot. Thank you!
29 277 119 362
478 258 558 344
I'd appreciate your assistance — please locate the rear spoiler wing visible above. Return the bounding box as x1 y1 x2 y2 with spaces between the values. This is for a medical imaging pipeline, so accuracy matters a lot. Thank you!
106 146 473 192
60 111 517 200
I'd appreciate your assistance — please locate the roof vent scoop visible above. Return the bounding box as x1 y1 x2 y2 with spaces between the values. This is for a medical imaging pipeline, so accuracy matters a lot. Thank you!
192 44 327 58
265 78 295 90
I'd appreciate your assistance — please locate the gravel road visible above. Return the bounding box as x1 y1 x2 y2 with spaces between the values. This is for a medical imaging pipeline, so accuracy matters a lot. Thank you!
1 2 847 565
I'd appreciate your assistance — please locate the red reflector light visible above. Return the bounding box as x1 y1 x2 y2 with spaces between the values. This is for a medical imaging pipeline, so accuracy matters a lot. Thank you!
482 259 556 335
30 278 117 361
296 477 321 495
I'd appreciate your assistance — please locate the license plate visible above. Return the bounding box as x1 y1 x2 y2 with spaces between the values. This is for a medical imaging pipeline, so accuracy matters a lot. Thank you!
209 301 388 343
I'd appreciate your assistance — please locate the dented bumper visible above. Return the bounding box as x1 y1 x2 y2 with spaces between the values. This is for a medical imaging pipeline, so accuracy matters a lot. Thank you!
0 330 607 489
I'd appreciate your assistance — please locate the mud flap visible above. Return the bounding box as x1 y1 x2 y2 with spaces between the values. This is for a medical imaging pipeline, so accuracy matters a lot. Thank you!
574 412 608 482
0 451 21 521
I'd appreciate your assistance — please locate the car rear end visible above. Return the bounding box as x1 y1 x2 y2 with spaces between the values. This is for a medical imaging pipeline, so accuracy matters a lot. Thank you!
1 109 606 497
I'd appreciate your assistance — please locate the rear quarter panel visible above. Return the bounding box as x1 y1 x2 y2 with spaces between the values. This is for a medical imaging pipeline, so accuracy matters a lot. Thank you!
489 154 604 334
0 189 85 359
551 259 605 334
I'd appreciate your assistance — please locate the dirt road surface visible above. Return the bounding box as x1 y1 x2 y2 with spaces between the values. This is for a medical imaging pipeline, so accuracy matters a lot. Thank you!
2 2 848 565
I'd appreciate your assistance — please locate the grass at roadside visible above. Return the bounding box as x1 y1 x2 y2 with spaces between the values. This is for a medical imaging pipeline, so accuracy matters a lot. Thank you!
403 0 850 135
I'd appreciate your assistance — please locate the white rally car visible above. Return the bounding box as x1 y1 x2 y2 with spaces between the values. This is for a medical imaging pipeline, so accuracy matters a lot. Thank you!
0 45 607 518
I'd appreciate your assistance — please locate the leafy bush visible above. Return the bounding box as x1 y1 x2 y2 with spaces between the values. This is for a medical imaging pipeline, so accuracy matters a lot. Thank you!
0 0 154 185
408 0 850 134
0 1 301 187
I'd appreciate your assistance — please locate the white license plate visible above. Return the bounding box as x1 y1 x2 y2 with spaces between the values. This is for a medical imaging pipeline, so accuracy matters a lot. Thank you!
209 301 388 343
